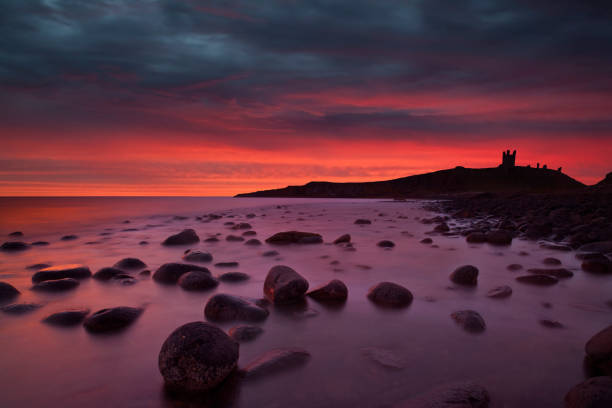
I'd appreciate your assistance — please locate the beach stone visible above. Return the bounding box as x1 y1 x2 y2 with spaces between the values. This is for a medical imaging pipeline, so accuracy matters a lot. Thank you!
0 281 20 302
527 268 574 279
219 272 250 282
543 257 562 266
205 294 269 322
182 250 213 263
582 259 612 275
162 229 200 246
1 241 29 251
565 377 612 408
139 270 151 277
32 278 80 292
377 240 395 248
354 219 372 225
8 231 23 237
1 302 42 315
263 265 309 304
242 230 257 236
450 265 479 286
420 238 433 244
486 285 512 299
265 231 323 245
262 250 279 257
451 310 486 333
539 319 564 329
244 239 261 246
396 382 490 408
434 223 450 233
307 279 348 302
32 264 92 283
153 263 210 284
367 282 413 308
231 222 252 230
42 309 89 326
485 230 513 245
507 263 523 271
61 235 78 241
215 262 239 268
83 306 143 333
585 325 612 376
226 235 245 242
516 274 559 286
229 325 263 342
204 237 220 242
159 322 239 392
333 234 351 244
241 348 310 380
113 258 146 270
466 232 487 243
178 271 219 291
576 252 608 261
31 241 50 246
93 267 125 281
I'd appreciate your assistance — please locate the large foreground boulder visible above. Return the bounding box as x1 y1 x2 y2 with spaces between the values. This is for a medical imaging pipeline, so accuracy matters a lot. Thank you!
205 294 269 322
367 282 413 308
396 382 490 408
83 306 143 333
585 325 612 376
153 263 210 284
265 231 323 245
565 377 612 408
263 265 309 304
31 264 92 283
307 279 348 302
0 281 20 302
240 348 311 380
162 229 200 246
450 265 479 286
159 322 239 392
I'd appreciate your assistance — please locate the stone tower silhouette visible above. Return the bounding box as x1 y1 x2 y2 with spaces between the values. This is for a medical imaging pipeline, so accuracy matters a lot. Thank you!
501 149 516 168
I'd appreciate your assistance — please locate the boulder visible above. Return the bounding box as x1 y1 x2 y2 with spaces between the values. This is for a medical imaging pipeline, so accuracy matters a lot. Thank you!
159 322 239 392
153 263 210 284
565 377 612 408
307 279 348 302
377 240 395 248
450 265 479 286
240 348 310 380
93 267 125 281
32 265 92 283
178 271 219 291
396 382 490 408
527 268 574 279
219 272 250 282
32 278 80 292
485 230 513 245
162 229 200 246
354 219 372 225
1 302 42 315
113 258 146 270
229 325 263 342
486 285 512 299
265 231 323 245
367 282 413 308
83 306 143 333
215 262 239 268
333 234 351 244
516 274 559 286
60 235 78 241
231 222 252 230
1 241 29 251
451 310 486 333
205 294 269 322
263 265 309 304
507 264 523 271
226 235 244 242
420 238 433 244
0 281 20 302
434 223 450 233
42 309 89 326
585 325 612 376
182 250 213 263
244 239 262 246
543 257 562 266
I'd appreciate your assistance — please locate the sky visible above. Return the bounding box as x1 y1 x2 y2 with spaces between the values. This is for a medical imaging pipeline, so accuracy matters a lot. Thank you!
1 0 611 196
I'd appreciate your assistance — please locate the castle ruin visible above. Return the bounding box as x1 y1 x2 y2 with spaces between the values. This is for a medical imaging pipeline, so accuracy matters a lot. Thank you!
501 149 516 168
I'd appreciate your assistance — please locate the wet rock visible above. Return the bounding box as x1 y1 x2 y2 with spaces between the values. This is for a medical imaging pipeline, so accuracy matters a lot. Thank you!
215 262 239 268
0 281 20 302
307 279 348 302
333 234 351 244
516 274 559 286
182 250 213 263
507 263 523 271
367 282 413 308
153 263 210 284
83 306 143 333
486 285 512 299
204 237 220 243
178 271 219 291
354 219 372 225
539 319 564 329
93 267 125 281
1 241 29 251
159 322 239 392
32 265 92 283
219 272 250 282
565 377 612 408
265 231 323 245
42 309 89 326
527 268 574 278
543 257 562 266
226 235 245 242
229 325 263 342
420 238 433 244
451 310 486 333
263 265 309 304
377 240 395 248
139 270 151 277
450 265 479 286
1 302 42 315
240 348 310 380
466 232 487 243
262 250 279 257
231 222 252 230
113 258 146 270
485 230 513 246
31 241 50 246
434 223 450 233
244 239 261 246
582 259 612 275
205 294 269 322
162 229 200 246
362 347 405 369
396 382 490 408
60 235 78 241
585 325 612 376
242 230 257 236
32 278 80 292
139 241 149 245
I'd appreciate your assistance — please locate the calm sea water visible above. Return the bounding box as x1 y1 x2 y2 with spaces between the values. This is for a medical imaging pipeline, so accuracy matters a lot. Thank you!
0 197 609 407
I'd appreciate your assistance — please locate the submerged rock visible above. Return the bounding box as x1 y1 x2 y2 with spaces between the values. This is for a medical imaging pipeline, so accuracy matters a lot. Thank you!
507 263 523 271
585 325 612 376
486 285 512 299
0 281 20 302
244 238 261 246
93 267 125 281
539 319 564 329
1 302 42 314
578 241 612 253
178 271 219 291
377 240 395 248
226 235 245 242
420 238 433 244
42 309 90 326
527 268 574 279
83 306 143 333
113 258 146 270
333 234 351 244
516 274 559 286
265 231 323 245
32 278 80 292
182 250 213 263
450 265 479 286
31 241 50 246
307 279 348 302
205 294 269 322
367 282 413 308
485 230 513 245
396 382 490 408
8 231 23 237
153 263 210 284
262 250 279 257
32 265 92 283
565 377 612 408
543 257 562 266
362 347 405 369
162 229 200 246
451 310 486 333
228 325 263 342
354 219 372 225
26 263 51 270
240 348 310 380
219 272 250 282
215 262 239 268
1 241 29 251
263 265 309 304
466 232 487 243
159 322 239 392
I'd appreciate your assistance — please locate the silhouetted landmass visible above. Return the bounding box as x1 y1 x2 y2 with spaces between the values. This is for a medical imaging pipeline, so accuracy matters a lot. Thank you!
593 172 612 192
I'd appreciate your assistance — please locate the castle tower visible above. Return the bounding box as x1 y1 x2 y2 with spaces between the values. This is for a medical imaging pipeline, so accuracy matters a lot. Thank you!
501 149 516 168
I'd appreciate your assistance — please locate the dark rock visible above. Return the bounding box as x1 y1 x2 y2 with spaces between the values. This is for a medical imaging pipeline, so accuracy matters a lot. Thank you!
244 239 261 246
396 382 490 408
263 265 309 304
507 263 523 271
354 219 372 225
229 325 263 342
485 230 513 245
93 267 125 281
31 241 50 246
83 306 143 333
1 241 29 251
240 348 310 380
1 302 42 314
219 272 250 282
307 279 348 302
42 309 89 326
540 243 571 251
576 252 609 261
585 325 612 376
262 250 279 257
215 262 239 268
60 235 78 241
486 285 512 298
153 263 210 284
32 265 92 283
113 258 146 270
543 257 562 265
466 232 487 243
0 281 20 302
139 269 151 277
579 241 612 253
226 235 245 242
333 234 351 244
565 377 612 408
539 319 564 329
162 229 200 246
205 294 269 322
377 240 395 248
450 265 479 286
178 271 219 291
139 241 149 245
367 282 413 308
420 238 433 244
159 322 239 392
26 263 51 270
265 231 323 245
182 250 213 263
451 310 486 333
231 222 252 230
32 278 80 292
582 259 612 274
434 223 450 232
516 274 559 286
8 231 23 237
527 268 574 278
242 230 257 236
204 237 220 242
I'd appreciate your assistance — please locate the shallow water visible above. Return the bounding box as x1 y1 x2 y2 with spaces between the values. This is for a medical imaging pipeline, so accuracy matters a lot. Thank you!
0 197 610 407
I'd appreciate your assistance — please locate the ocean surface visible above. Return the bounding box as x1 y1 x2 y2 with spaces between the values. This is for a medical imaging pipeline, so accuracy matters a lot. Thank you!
0 196 609 407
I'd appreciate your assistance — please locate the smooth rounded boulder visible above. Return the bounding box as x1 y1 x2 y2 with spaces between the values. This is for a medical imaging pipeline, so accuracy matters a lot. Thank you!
32 264 92 283
162 229 200 246
1 241 29 251
182 250 213 263
307 279 348 302
113 258 146 270
450 265 479 286
265 231 323 245
367 282 413 308
585 325 612 376
1 302 42 315
153 263 210 284
451 310 486 333
333 234 351 244
93 267 125 281
263 265 309 304
565 377 612 408
0 281 20 302
205 294 269 322
83 306 143 333
178 271 219 291
377 240 395 248
219 272 250 282
32 278 80 292
159 322 239 392
516 274 558 286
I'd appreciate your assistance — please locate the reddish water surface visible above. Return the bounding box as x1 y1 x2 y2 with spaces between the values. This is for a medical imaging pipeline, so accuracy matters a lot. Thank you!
0 197 609 407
